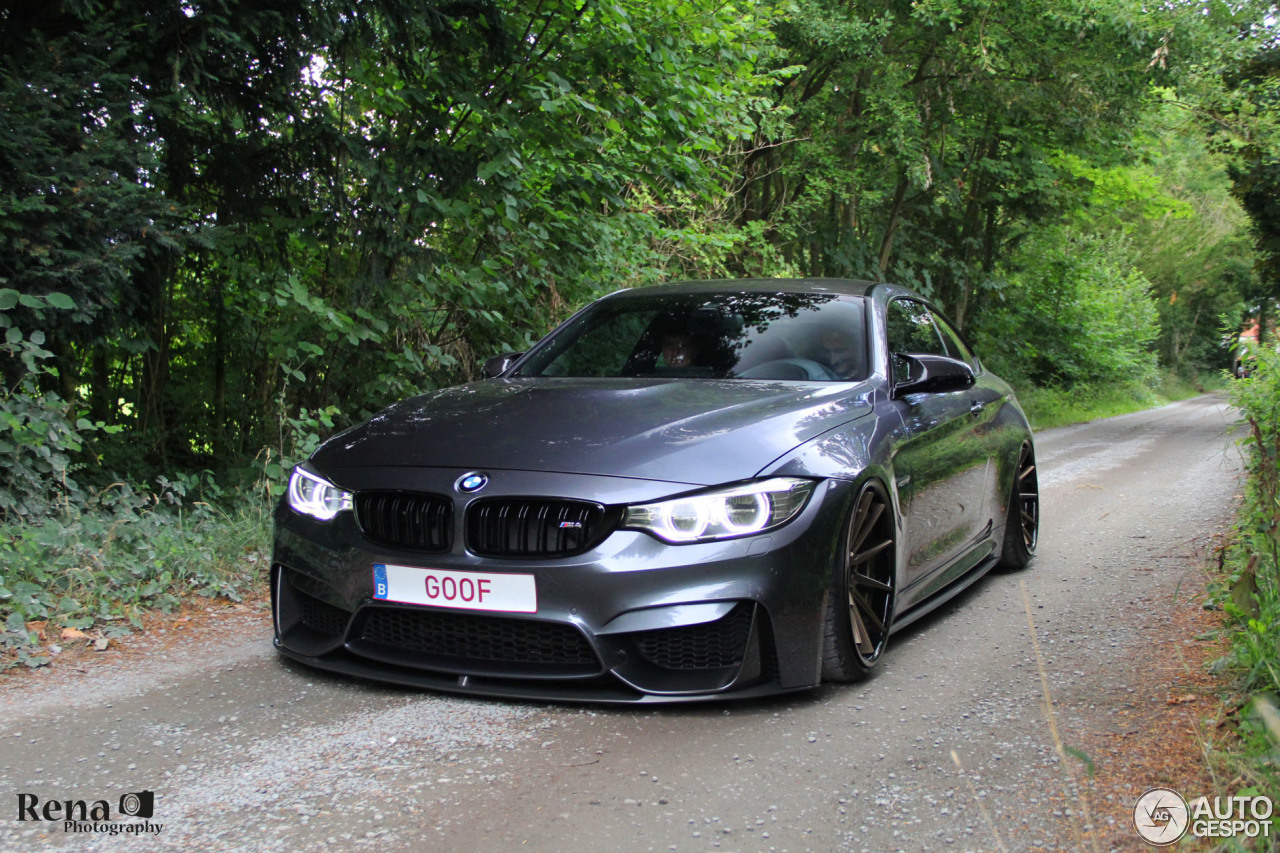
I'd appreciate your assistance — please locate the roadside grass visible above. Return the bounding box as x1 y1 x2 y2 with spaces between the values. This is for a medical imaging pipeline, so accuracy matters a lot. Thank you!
1018 370 1223 431
1209 347 1280 818
0 475 273 670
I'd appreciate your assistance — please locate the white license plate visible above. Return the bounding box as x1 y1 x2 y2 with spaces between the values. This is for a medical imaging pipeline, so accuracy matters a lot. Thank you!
372 564 537 614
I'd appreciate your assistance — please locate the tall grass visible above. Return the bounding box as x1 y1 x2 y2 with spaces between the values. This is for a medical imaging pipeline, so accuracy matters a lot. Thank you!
1018 371 1222 431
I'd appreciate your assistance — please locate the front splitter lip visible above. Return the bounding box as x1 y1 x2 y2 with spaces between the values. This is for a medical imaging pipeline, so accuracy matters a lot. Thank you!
272 639 809 706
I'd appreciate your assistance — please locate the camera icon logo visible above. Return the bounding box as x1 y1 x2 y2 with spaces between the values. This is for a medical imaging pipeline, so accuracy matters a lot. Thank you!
1133 787 1190 845
119 791 155 819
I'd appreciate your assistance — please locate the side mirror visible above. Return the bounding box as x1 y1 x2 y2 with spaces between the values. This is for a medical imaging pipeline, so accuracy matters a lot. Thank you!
892 353 975 399
481 352 524 379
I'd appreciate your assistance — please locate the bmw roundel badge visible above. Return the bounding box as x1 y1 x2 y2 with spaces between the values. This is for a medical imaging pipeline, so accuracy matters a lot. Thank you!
457 473 488 493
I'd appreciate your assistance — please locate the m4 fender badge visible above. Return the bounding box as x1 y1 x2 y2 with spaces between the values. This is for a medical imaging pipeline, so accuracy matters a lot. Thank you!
457 473 489 493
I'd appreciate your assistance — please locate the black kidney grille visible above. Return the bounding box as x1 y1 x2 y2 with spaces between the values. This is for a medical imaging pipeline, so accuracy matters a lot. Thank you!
359 608 598 666
355 492 452 551
467 499 605 558
632 603 754 671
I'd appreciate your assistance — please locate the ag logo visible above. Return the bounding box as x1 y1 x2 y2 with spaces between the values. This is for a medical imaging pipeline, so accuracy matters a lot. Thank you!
1134 787 1190 845
456 473 489 493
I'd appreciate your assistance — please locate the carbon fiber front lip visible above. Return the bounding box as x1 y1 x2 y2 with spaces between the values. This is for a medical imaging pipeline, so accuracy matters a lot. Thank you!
272 638 806 705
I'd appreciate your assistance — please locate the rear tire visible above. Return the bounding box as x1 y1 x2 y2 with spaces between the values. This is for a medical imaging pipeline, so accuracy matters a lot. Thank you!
997 442 1038 570
822 480 897 682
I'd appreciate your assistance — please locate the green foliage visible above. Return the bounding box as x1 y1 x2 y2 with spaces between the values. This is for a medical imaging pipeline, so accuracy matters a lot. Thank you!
1047 102 1259 375
0 289 122 519
0 13 182 321
1230 349 1280 590
0 381 91 520
1179 2 1280 354
738 0 1179 326
973 232 1161 387
1053 150 1197 231
0 475 271 668
0 0 1262 487
2 0 786 477
1016 371 1215 431
261 403 345 498
1213 346 1280 796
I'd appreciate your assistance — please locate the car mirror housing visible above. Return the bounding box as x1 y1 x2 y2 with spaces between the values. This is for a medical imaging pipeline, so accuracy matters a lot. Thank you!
482 352 524 378
892 353 975 398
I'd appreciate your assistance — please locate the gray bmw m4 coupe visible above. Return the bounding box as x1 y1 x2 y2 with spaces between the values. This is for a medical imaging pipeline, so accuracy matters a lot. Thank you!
271 279 1039 703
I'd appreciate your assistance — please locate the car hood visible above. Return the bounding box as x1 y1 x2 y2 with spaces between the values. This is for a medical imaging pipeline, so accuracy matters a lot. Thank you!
312 378 873 486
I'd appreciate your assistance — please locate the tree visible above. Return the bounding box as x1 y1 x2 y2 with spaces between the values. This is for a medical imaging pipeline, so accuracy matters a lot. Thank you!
1049 103 1255 374
734 0 1176 327
0 0 781 478
1225 41 1280 347
1172 2 1280 347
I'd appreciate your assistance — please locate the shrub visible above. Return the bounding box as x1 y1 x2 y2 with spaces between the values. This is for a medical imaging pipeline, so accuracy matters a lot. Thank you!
0 473 271 669
1214 346 1280 801
974 232 1160 388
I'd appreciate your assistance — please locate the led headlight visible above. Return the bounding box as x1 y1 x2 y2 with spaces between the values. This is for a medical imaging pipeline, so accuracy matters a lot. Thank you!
624 478 816 544
287 466 353 521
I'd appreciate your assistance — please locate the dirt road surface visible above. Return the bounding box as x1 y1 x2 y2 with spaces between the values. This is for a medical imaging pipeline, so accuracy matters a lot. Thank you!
0 395 1243 852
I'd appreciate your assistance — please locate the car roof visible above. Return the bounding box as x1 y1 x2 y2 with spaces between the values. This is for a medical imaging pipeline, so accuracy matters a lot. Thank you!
615 278 888 299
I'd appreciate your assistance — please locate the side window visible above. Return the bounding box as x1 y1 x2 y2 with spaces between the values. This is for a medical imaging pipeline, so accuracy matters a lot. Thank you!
886 299 948 357
930 311 977 368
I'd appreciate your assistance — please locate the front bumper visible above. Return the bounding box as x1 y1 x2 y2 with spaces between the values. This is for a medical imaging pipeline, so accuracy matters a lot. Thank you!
271 470 854 703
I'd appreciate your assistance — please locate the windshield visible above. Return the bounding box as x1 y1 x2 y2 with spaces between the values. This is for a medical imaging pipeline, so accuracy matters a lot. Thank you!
517 292 868 382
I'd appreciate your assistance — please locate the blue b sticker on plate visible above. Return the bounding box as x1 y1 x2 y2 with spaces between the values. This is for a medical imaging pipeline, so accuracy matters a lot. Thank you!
373 564 389 600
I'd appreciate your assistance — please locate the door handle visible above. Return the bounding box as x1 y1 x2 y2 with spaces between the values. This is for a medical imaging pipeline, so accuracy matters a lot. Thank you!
969 402 985 416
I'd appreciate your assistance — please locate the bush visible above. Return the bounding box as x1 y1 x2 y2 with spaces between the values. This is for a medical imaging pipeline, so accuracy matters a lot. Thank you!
1223 347 1280 690
0 380 117 521
974 232 1160 388
0 319 281 668
0 473 271 669
1215 346 1280 799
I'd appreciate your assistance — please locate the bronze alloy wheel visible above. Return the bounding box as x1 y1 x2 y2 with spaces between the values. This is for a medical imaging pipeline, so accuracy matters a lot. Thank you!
998 442 1039 570
822 480 897 681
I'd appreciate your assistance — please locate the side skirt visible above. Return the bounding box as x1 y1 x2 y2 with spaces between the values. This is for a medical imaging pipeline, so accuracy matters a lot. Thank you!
888 553 999 634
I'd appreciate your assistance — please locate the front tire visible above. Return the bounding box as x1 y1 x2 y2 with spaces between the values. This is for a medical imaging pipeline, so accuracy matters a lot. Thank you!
997 441 1039 570
822 480 897 682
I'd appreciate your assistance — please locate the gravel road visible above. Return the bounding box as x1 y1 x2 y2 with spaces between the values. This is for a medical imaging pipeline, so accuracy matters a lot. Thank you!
0 394 1243 852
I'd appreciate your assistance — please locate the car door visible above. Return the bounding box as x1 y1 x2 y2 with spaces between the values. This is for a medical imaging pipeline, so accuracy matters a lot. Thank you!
885 299 992 588
928 308 1005 531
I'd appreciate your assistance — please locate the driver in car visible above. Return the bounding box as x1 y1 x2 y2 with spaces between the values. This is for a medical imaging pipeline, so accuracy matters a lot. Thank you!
661 332 701 368
818 325 863 379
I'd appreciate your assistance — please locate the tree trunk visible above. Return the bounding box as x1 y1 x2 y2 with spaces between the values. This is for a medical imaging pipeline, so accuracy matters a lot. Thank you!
52 336 77 402
137 249 173 466
89 336 110 425
877 175 909 278
212 272 227 462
